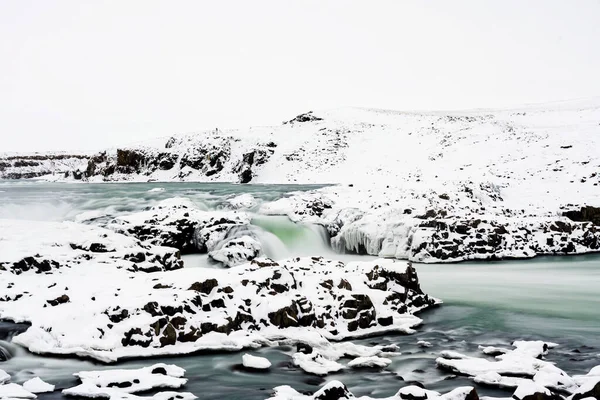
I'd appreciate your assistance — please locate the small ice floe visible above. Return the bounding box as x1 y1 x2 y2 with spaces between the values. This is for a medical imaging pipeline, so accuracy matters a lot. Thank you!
242 353 272 370
347 356 391 369
63 363 188 398
147 187 166 193
418 340 433 348
0 369 10 384
292 351 344 376
22 377 55 393
0 383 36 399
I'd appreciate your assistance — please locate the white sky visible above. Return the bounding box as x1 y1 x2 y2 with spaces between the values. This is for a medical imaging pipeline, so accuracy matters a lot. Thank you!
1 0 600 152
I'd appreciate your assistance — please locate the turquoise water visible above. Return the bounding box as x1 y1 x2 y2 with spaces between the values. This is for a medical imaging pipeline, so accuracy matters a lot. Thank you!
0 182 598 399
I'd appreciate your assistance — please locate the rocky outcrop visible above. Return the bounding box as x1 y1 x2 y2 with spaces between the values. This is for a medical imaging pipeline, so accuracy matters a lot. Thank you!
233 148 274 183
208 235 262 267
0 219 183 276
107 198 254 257
0 153 88 180
284 111 324 124
563 206 600 226
2 255 437 361
75 134 276 183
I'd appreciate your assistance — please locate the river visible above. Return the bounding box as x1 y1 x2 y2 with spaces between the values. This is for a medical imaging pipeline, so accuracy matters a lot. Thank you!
0 181 598 400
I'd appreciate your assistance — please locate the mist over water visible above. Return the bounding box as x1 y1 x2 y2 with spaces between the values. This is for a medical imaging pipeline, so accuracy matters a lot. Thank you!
0 181 326 222
0 181 599 400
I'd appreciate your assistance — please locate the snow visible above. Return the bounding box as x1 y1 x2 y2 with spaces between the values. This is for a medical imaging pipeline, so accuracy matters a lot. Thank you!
292 351 344 375
241 353 272 370
513 381 551 400
268 381 481 400
437 341 577 393
0 383 36 399
208 235 262 267
396 385 441 399
346 355 392 368
225 194 258 210
0 218 183 276
21 378 54 394
62 364 187 398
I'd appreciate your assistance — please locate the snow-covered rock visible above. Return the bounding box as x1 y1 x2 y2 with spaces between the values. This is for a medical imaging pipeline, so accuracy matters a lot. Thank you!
225 194 258 210
437 340 577 393
346 355 392 368
241 353 271 370
105 197 266 265
62 363 187 397
268 381 481 400
266 184 600 263
0 219 183 276
512 381 552 400
571 366 600 400
22 377 54 394
1 253 436 362
292 351 344 376
108 198 237 252
0 383 36 399
208 235 262 267
0 153 88 180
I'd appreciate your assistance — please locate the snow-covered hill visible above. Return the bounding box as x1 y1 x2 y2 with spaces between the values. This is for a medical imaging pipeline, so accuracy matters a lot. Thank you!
3 100 600 189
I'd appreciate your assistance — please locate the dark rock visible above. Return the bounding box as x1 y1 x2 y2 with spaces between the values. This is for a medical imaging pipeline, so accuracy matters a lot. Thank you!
189 279 219 294
297 343 314 354
564 206 600 226
107 381 133 389
268 302 299 328
314 382 352 400
106 308 129 323
571 380 600 400
159 323 177 346
285 112 324 124
47 294 70 306
152 366 168 375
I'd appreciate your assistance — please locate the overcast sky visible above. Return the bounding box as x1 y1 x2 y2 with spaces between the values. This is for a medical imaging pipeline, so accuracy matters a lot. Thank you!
1 0 599 152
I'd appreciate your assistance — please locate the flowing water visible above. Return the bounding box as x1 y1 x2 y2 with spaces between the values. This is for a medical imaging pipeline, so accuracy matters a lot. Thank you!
0 181 599 400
